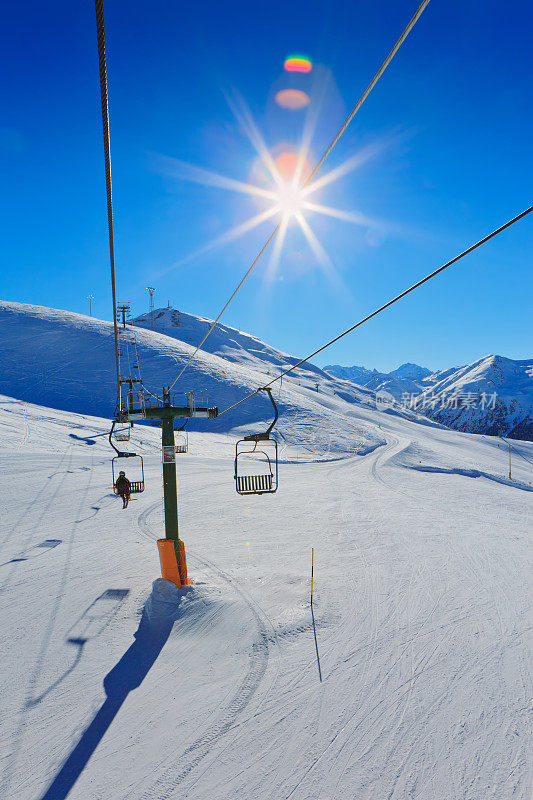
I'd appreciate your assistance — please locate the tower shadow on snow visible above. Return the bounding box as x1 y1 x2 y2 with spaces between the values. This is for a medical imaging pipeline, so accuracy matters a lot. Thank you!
38 580 185 800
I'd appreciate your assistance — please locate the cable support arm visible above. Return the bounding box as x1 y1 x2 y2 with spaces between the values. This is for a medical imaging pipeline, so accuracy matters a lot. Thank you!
217 206 533 418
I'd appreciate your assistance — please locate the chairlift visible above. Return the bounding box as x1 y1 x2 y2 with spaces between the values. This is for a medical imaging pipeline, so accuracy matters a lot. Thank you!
234 388 278 495
175 419 188 454
113 423 131 442
109 422 145 494
111 454 145 494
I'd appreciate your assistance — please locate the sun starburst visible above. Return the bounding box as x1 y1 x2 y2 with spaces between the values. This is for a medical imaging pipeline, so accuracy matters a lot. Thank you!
152 92 391 286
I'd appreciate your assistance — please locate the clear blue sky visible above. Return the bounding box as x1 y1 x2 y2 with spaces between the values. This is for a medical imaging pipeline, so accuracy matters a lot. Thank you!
1 0 531 372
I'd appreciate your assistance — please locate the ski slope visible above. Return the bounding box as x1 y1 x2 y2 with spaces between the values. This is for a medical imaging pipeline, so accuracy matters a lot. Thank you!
1 393 532 800
0 300 437 457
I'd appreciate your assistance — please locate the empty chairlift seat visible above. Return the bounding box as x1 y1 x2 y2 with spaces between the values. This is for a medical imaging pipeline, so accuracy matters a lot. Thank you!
175 430 188 454
113 424 131 442
234 439 278 496
233 388 279 496
235 471 273 494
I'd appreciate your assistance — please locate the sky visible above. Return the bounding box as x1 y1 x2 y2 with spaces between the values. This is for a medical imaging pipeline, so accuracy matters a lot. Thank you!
1 0 532 373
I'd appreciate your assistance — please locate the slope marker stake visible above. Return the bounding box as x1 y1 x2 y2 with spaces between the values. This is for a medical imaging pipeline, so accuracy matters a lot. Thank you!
310 547 314 607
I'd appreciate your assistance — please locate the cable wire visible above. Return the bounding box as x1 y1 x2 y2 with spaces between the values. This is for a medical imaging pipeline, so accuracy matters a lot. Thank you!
304 0 431 187
169 0 431 390
170 224 281 388
502 436 533 467
94 0 121 407
217 206 533 417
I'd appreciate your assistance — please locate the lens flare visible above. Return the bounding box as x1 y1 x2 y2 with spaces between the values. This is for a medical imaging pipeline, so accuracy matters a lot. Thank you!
275 89 310 110
284 55 312 73
274 151 311 182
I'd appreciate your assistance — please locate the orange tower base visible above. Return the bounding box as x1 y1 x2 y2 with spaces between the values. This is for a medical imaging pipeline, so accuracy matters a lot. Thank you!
157 539 193 588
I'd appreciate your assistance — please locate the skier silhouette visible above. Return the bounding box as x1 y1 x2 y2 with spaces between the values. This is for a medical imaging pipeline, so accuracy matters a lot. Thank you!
115 471 131 509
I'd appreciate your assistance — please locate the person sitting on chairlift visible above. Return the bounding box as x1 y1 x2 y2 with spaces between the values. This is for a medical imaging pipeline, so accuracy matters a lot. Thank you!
115 471 131 509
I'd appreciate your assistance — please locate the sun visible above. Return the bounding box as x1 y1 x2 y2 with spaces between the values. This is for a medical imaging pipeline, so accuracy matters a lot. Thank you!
153 91 388 285
277 182 305 220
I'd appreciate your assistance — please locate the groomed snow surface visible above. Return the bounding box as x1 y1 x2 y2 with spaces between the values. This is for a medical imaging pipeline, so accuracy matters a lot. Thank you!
1 394 532 800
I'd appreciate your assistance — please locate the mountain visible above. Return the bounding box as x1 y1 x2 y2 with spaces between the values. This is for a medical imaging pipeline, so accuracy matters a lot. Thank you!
320 364 377 383
131 306 325 377
419 355 533 439
324 356 533 440
390 362 433 380
0 301 435 458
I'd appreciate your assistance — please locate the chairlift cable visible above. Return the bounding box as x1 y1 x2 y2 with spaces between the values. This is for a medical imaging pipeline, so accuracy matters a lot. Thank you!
217 206 533 417
94 0 121 406
169 224 281 389
502 436 533 468
304 0 431 187
169 0 431 391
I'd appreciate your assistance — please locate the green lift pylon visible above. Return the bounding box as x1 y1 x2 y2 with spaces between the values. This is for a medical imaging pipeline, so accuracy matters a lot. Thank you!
117 386 217 577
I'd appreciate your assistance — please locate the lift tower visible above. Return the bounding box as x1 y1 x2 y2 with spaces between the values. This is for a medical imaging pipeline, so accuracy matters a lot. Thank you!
146 287 155 329
117 389 218 579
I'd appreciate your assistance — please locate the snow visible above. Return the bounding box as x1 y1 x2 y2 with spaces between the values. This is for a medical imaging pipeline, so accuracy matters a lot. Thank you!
1 302 532 800
1 384 532 799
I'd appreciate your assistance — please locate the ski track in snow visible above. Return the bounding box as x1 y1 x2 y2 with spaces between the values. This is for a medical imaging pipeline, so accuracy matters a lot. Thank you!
129 498 282 800
0 397 532 800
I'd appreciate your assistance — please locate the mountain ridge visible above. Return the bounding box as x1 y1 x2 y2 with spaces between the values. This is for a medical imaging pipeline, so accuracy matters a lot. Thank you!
325 355 533 439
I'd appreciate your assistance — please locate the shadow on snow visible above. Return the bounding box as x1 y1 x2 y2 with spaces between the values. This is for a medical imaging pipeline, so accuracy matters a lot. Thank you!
38 580 184 800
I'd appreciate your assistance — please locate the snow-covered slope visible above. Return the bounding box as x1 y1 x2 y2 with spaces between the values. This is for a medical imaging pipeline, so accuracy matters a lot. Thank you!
1 392 532 800
325 356 533 439
132 306 326 378
0 301 439 458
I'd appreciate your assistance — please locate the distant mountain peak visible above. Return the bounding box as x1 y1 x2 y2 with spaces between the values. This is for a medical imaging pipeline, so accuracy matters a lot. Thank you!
390 363 433 380
324 355 532 439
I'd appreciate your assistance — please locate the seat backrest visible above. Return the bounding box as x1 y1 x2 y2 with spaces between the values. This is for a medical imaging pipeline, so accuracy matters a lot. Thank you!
236 473 273 494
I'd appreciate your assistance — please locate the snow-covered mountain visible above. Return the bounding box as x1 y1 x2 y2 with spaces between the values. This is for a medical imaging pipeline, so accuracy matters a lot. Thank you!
0 301 438 458
325 356 533 440
418 355 533 439
324 362 432 387
131 306 325 377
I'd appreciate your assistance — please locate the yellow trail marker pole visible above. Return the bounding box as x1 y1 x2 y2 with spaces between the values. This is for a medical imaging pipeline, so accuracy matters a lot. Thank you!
310 548 314 606
508 442 512 479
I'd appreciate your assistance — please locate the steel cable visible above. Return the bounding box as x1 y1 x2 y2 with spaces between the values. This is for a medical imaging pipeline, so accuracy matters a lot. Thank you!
217 206 533 417
94 0 121 406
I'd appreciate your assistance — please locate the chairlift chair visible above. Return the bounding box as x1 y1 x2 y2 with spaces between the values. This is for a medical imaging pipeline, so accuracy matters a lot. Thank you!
175 419 188 454
234 388 279 496
109 421 145 494
111 454 145 494
113 423 131 442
